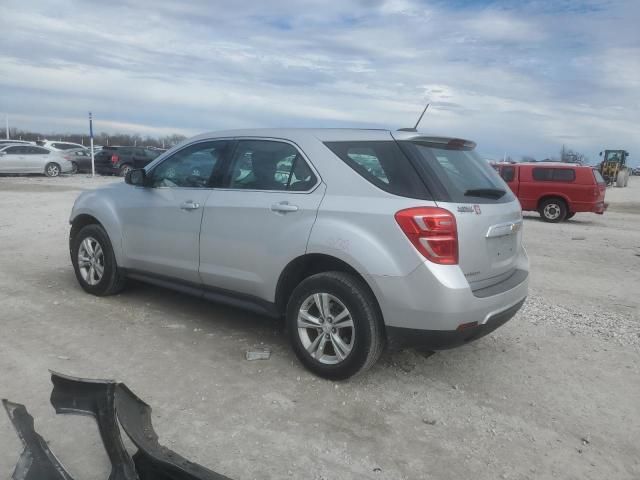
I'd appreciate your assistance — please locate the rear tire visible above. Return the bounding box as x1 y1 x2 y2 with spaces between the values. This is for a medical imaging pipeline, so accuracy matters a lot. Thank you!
45 162 61 177
539 198 567 223
286 272 385 380
71 224 126 296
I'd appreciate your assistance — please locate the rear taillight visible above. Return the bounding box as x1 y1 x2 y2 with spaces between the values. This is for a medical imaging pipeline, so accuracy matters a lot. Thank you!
110 154 119 164
395 207 458 265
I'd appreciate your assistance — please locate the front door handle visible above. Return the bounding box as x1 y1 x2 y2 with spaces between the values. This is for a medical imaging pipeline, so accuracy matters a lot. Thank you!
180 201 201 211
271 202 299 213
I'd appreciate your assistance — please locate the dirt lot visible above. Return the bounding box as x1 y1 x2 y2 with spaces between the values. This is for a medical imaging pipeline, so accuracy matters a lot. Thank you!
0 174 638 480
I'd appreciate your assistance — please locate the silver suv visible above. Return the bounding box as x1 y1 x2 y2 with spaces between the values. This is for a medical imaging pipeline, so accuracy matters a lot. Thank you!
69 129 528 379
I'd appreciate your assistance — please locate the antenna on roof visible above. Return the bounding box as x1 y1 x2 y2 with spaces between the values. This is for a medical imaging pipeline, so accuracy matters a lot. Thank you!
398 103 429 132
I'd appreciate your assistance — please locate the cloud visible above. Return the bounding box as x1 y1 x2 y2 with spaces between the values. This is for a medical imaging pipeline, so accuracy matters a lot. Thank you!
0 0 638 163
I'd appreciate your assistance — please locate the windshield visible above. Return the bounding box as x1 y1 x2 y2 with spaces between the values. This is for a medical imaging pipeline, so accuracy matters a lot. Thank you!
401 142 514 204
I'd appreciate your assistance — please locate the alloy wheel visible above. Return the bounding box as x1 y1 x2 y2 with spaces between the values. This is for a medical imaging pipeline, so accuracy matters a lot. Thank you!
47 164 60 177
297 293 354 365
77 237 105 286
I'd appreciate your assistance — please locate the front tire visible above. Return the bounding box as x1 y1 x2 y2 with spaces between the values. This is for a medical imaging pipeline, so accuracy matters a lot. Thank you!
565 212 575 220
45 162 61 177
71 224 126 296
539 198 567 223
286 272 385 380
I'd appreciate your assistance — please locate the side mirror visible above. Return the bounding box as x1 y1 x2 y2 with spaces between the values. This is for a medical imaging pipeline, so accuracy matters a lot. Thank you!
599 151 603 156
125 168 147 186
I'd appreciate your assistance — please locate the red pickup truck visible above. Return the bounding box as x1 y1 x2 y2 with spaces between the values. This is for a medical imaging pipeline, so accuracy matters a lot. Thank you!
493 163 607 222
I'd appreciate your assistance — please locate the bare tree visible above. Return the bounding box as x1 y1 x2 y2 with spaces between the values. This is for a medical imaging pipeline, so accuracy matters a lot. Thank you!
10 129 187 148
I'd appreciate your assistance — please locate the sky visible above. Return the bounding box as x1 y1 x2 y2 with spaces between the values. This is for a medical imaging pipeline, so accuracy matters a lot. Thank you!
1 0 639 163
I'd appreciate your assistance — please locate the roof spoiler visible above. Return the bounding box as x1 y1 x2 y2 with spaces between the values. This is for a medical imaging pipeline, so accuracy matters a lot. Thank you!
391 132 476 150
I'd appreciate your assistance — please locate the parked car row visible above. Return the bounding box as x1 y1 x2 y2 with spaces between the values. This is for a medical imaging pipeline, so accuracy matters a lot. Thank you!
0 142 162 177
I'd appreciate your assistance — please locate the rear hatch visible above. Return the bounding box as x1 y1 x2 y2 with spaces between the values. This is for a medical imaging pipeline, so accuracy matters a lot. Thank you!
395 135 523 290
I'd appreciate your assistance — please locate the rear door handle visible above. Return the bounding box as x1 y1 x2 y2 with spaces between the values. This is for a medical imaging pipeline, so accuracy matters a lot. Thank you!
180 201 201 211
271 202 299 213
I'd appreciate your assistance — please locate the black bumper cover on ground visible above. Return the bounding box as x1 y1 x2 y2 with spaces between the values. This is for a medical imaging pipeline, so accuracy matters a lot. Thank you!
387 298 526 351
3 372 232 480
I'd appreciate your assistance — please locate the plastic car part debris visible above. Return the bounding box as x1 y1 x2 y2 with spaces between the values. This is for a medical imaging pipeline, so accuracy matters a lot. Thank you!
49 371 139 480
245 348 271 361
3 372 233 480
2 399 75 480
115 384 232 480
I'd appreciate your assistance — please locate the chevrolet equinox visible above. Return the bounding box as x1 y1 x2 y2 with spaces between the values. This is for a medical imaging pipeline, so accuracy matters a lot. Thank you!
69 129 529 379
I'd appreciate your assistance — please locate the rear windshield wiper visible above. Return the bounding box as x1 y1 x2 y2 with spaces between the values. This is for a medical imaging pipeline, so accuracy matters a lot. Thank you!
464 188 506 199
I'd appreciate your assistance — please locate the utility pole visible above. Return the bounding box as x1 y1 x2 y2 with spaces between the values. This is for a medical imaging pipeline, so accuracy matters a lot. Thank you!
5 114 9 139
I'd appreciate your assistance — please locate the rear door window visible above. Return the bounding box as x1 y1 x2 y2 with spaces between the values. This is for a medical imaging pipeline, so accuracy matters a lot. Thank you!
226 140 317 192
26 147 50 154
324 141 431 199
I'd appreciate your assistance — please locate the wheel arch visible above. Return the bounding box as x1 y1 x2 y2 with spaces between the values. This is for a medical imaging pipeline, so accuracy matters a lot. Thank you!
70 214 108 245
275 253 384 323
537 194 570 211
70 200 125 265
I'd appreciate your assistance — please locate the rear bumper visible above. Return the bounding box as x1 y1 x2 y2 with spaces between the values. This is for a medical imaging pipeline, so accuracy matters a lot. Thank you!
386 299 525 350
95 164 119 175
570 201 607 214
367 248 529 343
594 201 607 214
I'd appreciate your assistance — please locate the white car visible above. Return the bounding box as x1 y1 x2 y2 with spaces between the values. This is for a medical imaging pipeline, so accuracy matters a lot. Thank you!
0 144 74 176
0 139 35 146
39 140 88 151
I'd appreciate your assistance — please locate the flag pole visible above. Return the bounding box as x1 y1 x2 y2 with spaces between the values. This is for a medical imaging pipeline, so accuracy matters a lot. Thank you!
89 112 95 177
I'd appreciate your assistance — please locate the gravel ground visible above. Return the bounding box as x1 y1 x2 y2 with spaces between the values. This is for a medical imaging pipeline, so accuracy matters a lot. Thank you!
0 174 638 479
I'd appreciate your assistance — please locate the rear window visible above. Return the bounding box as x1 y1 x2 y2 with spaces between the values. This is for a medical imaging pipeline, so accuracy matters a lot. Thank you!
324 141 431 199
592 169 605 184
532 167 576 182
53 143 79 150
400 141 514 204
